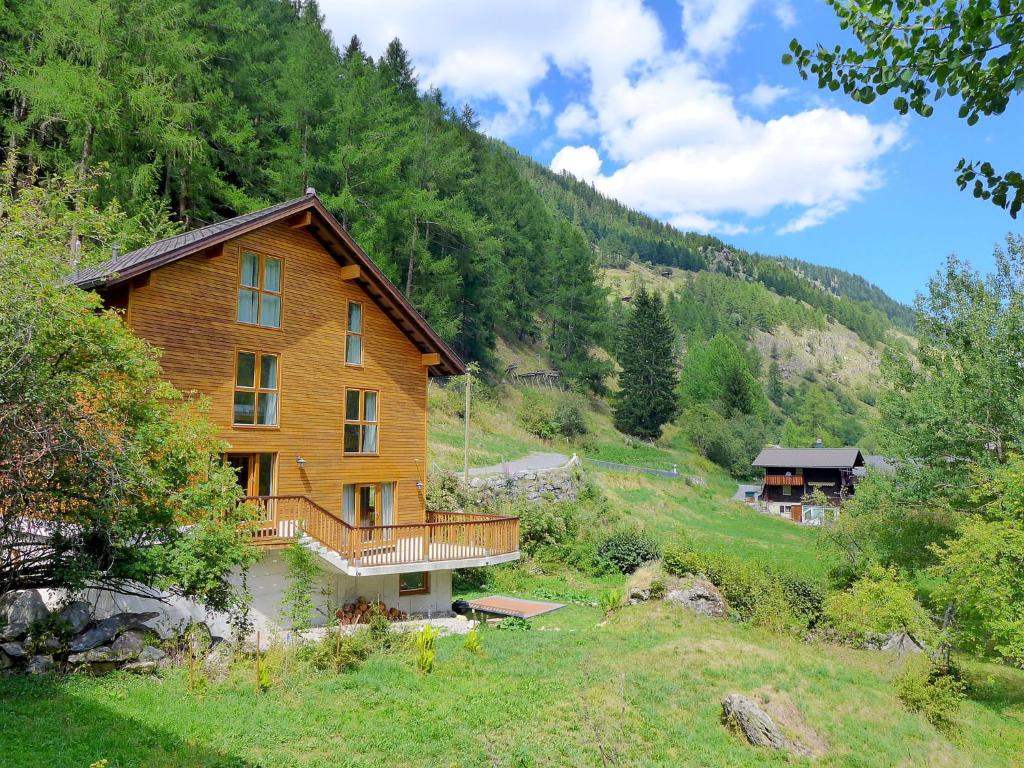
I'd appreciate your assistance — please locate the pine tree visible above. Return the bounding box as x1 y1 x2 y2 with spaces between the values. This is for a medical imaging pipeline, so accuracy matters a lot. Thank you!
767 359 784 405
613 287 679 439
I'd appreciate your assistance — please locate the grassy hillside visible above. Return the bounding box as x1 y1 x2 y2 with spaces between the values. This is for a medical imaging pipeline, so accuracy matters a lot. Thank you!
3 604 1022 768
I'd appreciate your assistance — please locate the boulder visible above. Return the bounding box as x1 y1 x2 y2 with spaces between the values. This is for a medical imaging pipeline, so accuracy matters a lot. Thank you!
57 601 93 635
628 588 650 605
26 655 55 675
139 645 166 663
68 612 159 653
122 660 158 675
722 694 811 757
0 641 27 660
0 649 13 670
879 631 925 655
1 590 49 640
109 630 145 660
666 579 728 619
31 635 63 654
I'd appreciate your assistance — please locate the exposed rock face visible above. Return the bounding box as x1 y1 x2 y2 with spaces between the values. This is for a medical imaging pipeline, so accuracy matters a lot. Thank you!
666 579 728 618
57 601 93 635
722 694 811 757
1 590 49 640
879 631 925 654
68 612 159 653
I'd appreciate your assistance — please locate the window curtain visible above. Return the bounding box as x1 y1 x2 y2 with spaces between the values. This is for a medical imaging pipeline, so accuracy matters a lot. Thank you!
381 482 395 540
342 484 355 526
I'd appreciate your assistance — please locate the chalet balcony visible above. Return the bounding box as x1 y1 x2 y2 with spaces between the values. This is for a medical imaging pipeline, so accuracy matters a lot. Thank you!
763 474 805 486
242 496 520 576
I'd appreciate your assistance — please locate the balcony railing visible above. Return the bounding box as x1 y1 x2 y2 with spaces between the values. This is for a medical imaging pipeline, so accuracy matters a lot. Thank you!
763 474 805 486
241 495 520 570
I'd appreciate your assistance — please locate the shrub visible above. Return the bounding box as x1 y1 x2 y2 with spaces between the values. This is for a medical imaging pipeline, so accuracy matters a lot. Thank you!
894 657 965 732
496 616 531 632
297 627 379 673
648 578 667 600
663 541 824 632
553 399 588 438
823 565 935 644
598 588 623 615
597 529 660 574
415 625 439 674
464 628 483 653
453 566 488 591
517 499 580 556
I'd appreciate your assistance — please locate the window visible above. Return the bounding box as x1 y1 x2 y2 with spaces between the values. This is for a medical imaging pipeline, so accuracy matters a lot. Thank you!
237 251 282 328
234 351 279 426
399 571 429 595
346 301 363 365
782 484 792 496
344 389 378 453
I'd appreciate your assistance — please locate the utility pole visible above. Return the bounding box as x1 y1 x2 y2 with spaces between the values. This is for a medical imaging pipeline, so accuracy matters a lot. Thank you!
463 363 478 484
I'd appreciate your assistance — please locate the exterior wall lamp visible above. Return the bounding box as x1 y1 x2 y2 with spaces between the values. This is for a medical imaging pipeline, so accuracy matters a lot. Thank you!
296 456 307 468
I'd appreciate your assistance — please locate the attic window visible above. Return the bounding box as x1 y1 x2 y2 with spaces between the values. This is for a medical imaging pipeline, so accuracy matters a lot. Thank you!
346 302 363 365
237 252 282 328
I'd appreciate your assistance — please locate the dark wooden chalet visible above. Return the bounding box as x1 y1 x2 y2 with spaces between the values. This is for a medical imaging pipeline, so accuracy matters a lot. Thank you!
751 447 865 522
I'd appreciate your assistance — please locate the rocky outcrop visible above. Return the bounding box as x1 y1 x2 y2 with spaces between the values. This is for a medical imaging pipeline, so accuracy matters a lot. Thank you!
68 612 159 653
465 456 583 504
722 694 812 757
1 590 50 640
878 630 925 654
666 579 728 619
0 589 169 677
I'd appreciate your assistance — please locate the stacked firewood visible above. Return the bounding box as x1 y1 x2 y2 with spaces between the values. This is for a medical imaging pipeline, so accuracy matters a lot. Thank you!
335 596 408 625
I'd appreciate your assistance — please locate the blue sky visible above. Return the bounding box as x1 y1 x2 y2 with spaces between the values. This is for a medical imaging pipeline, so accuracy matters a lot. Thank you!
320 0 1023 304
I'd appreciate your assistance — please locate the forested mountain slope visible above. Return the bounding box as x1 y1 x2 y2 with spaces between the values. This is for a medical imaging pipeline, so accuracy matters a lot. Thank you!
2 0 908 452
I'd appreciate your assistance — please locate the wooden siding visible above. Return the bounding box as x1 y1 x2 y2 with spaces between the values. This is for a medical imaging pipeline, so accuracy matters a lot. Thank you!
123 221 429 524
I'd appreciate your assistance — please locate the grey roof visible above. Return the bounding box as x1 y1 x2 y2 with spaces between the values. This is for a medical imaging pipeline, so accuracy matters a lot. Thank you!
70 196 309 288
752 447 864 469
854 454 895 476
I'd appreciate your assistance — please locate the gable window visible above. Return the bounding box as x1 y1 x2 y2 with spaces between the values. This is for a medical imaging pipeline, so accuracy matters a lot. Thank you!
346 301 363 365
344 389 378 454
234 351 279 426
237 251 282 328
399 571 429 596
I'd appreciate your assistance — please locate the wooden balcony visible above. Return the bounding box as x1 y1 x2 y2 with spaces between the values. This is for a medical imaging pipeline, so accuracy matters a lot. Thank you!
241 496 520 575
763 474 805 486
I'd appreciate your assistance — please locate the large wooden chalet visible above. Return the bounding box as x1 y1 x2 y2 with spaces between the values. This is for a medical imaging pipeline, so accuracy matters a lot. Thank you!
71 191 520 628
751 446 865 523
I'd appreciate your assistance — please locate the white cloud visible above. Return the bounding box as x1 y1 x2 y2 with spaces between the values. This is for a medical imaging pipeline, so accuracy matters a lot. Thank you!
773 0 797 28
743 83 790 109
680 0 757 58
555 103 598 139
550 145 603 181
319 0 904 236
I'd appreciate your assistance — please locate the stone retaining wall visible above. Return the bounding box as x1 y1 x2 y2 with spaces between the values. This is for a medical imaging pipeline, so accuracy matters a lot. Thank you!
464 454 584 504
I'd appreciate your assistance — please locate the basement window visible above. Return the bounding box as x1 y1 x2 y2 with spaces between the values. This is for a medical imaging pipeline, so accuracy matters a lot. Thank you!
399 572 429 595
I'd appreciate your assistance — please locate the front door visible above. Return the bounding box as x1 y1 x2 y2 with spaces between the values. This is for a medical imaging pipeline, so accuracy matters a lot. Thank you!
226 452 276 497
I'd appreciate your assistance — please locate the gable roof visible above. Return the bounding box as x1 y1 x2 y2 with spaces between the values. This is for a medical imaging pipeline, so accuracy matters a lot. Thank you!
752 447 864 469
70 193 464 377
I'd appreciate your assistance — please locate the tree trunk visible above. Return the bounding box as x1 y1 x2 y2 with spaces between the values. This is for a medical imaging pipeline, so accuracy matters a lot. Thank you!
79 122 95 175
405 215 418 296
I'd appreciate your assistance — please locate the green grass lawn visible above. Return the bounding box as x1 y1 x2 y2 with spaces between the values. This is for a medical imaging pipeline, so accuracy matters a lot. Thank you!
3 601 1021 767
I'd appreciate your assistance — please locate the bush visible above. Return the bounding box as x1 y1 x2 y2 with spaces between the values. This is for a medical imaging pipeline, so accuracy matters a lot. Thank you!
453 567 488 591
496 616 531 631
597 529 661 574
516 499 580 556
663 541 824 632
553 399 588 438
894 657 965 732
823 565 935 644
520 391 589 440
